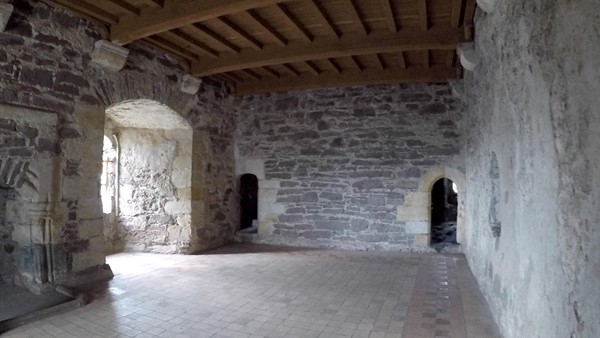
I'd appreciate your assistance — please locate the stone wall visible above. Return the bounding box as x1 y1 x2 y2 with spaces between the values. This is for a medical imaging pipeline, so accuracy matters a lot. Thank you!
0 0 237 287
236 84 465 250
106 128 193 254
463 1 600 337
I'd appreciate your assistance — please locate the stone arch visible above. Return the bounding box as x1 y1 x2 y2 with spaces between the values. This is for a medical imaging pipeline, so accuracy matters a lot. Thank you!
397 166 466 248
101 99 205 254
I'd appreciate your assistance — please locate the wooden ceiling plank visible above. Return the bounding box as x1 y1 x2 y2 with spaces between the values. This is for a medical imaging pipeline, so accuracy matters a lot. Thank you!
191 27 464 76
243 69 262 80
138 0 163 9
398 52 407 69
190 24 240 54
143 36 198 61
307 0 339 38
418 0 428 31
281 64 300 77
464 0 476 40
110 0 294 45
53 0 119 24
350 56 364 71
325 59 341 73
450 0 464 29
446 50 455 67
163 30 219 58
263 66 281 78
380 0 397 32
273 4 312 42
216 17 263 50
236 65 458 95
105 0 140 16
305 61 320 75
224 72 245 82
244 10 288 46
423 50 429 68
374 54 385 70
347 0 368 36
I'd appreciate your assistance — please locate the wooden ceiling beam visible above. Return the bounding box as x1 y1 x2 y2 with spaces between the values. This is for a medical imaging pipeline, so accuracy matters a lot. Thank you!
281 64 300 77
464 0 476 40
236 65 458 95
380 0 397 32
423 50 430 68
216 17 263 50
350 56 364 71
273 4 312 42
242 69 262 80
143 36 199 61
374 54 385 70
347 0 368 36
325 59 341 73
138 0 163 9
106 0 140 16
244 10 287 46
110 0 294 45
162 30 219 58
189 24 240 54
418 0 428 31
398 52 407 69
262 66 281 78
305 61 320 75
307 0 339 38
191 27 464 76
52 0 119 24
223 72 244 83
450 0 464 29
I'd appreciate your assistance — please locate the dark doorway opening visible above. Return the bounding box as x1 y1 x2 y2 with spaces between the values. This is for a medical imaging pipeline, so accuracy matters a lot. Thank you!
430 178 458 250
239 174 258 230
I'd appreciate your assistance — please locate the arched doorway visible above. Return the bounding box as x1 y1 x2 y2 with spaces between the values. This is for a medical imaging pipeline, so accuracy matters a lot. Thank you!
239 174 258 231
430 178 458 250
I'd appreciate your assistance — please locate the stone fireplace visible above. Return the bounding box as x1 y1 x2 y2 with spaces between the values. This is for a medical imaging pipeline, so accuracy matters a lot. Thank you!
0 103 70 293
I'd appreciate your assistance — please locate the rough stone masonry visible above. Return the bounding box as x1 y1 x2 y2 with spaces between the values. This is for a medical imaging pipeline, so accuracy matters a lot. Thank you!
236 84 465 251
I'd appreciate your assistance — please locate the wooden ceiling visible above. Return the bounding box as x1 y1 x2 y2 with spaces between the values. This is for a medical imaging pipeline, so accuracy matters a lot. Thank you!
44 0 476 95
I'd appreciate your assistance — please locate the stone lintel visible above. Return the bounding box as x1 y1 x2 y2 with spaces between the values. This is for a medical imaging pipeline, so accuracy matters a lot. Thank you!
457 43 478 71
91 40 129 71
0 2 13 32
180 75 202 95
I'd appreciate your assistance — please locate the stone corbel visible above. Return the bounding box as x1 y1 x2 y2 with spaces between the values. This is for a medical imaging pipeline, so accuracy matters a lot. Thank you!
476 0 497 13
180 75 202 95
0 2 13 32
91 40 130 71
457 43 479 71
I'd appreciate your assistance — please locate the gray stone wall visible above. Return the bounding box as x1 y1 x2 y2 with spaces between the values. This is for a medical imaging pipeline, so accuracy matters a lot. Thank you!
236 84 464 250
463 1 600 337
111 128 193 254
0 0 237 286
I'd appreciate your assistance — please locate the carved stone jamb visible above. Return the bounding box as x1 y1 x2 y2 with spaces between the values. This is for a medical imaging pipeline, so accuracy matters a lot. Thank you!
457 43 479 72
0 2 13 32
476 0 497 13
91 40 130 71
181 75 202 95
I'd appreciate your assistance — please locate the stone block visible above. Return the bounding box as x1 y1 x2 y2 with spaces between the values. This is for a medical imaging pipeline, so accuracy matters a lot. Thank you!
91 40 129 71
165 200 191 215
414 234 430 246
0 3 13 32
173 155 191 170
171 169 191 188
180 75 202 95
405 221 429 234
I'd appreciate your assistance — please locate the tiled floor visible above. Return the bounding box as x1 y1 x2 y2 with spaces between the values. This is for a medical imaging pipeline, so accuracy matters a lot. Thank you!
1 244 501 338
